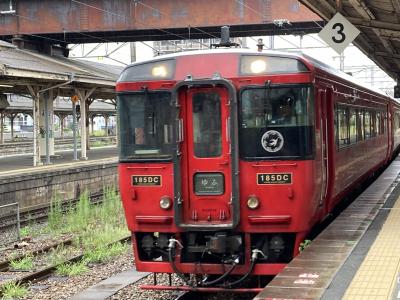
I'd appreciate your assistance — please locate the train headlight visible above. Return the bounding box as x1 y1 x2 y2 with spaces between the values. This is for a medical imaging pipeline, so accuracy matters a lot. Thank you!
152 65 168 77
160 196 172 210
247 196 260 210
118 59 175 81
249 59 267 74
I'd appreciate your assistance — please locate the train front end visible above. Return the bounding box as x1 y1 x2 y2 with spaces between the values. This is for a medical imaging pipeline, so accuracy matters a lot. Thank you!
117 50 320 290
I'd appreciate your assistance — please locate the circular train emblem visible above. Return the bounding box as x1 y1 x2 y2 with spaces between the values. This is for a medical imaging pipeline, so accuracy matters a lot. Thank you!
261 130 284 153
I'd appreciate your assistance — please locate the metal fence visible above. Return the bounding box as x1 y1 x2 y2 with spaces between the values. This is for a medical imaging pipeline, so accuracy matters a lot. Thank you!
0 202 20 247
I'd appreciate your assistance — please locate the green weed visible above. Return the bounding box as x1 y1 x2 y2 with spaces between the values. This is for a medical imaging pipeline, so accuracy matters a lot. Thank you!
48 194 63 230
10 256 33 271
0 282 28 299
83 242 128 264
47 244 73 266
92 130 106 137
45 187 128 261
56 261 88 276
299 239 312 252
19 226 33 238
107 242 128 258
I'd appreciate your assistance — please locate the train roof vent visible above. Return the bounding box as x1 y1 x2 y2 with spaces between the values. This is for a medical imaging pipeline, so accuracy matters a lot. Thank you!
211 26 239 48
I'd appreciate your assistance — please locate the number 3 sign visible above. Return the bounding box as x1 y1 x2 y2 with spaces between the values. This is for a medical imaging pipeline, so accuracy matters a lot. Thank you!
318 12 360 54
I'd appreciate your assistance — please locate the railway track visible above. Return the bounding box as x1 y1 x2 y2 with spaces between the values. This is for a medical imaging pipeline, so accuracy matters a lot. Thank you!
0 238 74 272
171 291 255 300
0 190 109 231
0 236 131 298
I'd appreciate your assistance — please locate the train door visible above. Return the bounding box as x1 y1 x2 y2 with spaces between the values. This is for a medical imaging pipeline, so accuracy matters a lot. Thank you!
318 89 329 206
173 81 239 229
319 87 335 213
387 104 393 161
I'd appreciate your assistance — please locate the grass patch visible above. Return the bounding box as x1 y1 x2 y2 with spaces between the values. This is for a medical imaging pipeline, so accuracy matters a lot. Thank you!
19 226 34 238
83 242 128 264
47 187 128 237
39 187 129 271
0 282 28 299
78 224 128 249
48 194 63 230
92 130 106 137
10 256 33 271
299 239 312 252
91 140 112 148
107 242 128 258
56 261 88 276
47 244 74 266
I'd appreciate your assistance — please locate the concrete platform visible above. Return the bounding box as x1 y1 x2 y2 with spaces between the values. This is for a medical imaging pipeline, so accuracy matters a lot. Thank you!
255 158 400 300
69 268 149 300
0 147 118 212
0 146 117 176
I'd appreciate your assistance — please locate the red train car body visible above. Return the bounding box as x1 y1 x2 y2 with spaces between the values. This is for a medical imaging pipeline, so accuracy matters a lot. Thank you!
116 49 400 291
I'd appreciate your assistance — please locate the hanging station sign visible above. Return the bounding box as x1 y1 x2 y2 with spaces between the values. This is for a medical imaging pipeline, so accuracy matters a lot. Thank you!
318 12 360 54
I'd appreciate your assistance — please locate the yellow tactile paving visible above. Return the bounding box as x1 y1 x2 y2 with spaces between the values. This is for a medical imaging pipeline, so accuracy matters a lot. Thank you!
343 196 400 300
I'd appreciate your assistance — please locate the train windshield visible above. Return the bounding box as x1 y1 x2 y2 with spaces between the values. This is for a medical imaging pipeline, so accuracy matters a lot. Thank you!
117 92 174 161
239 85 314 159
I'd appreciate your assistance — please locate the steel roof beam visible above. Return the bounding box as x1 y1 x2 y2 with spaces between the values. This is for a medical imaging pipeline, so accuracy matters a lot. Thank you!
347 16 400 31
299 0 336 20
348 0 376 20
391 0 400 14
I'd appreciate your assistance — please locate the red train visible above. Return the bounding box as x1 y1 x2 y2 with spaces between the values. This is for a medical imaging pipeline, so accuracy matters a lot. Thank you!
117 48 400 291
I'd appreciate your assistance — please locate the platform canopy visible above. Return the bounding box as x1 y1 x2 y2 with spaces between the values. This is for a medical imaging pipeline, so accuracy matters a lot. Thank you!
3 95 116 116
0 40 121 98
299 0 400 81
0 40 122 166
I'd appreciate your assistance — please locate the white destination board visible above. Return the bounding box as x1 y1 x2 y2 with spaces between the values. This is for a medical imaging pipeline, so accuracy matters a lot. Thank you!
318 12 360 54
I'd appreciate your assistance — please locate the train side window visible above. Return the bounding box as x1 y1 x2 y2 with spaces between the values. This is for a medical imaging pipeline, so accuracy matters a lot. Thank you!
382 112 387 134
349 108 357 144
337 106 349 147
395 112 400 132
376 112 381 135
371 111 376 137
364 110 371 139
356 109 364 141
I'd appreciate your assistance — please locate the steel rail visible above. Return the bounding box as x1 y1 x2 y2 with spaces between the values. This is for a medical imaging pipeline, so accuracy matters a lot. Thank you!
0 238 74 271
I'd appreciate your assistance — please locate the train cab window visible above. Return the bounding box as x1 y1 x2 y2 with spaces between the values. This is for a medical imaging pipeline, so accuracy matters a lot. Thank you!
239 85 314 159
192 93 222 158
364 110 371 139
117 92 174 161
